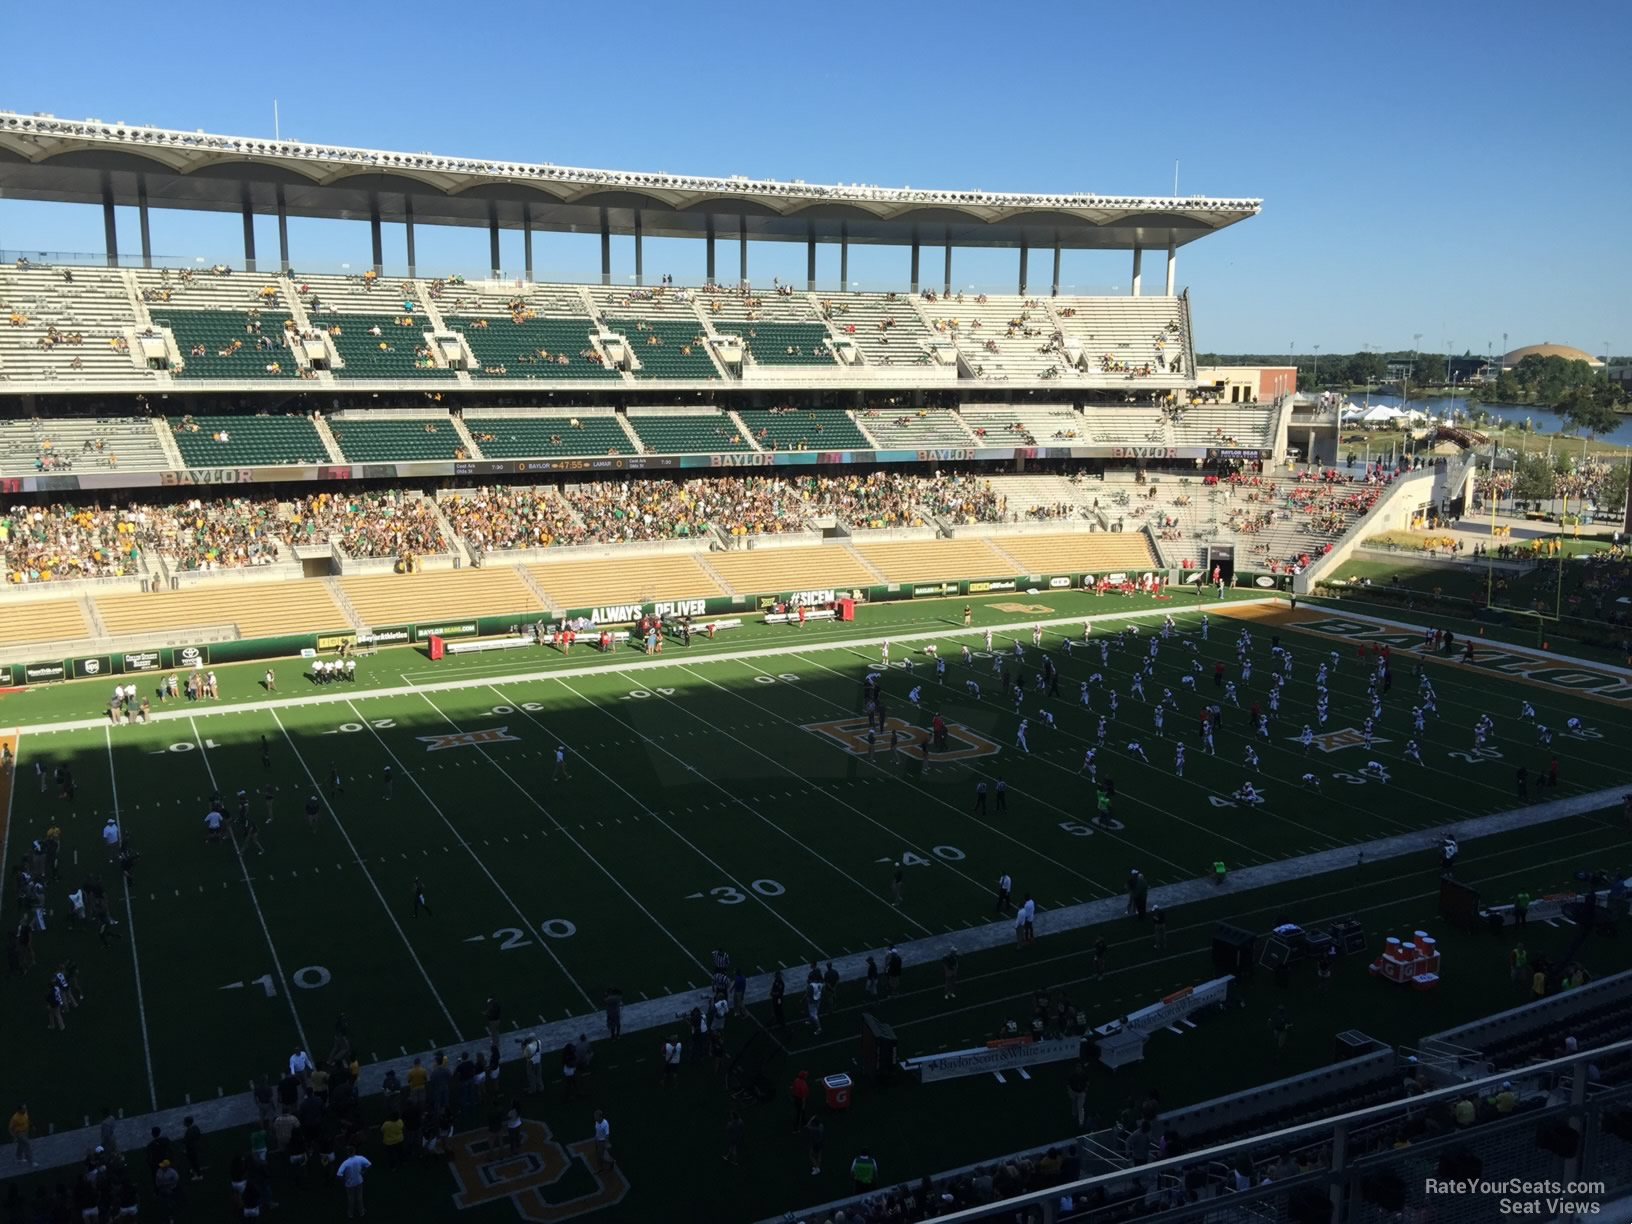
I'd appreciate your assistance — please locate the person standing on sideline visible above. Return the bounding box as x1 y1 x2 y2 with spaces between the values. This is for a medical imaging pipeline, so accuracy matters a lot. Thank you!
851 1149 879 1192
412 879 432 918
9 1104 33 1167
731 969 746 1017
592 1110 612 1170
995 871 1012 915
890 862 904 906
822 962 839 1012
1152 905 1167 950
336 1147 371 1220
552 745 571 781
790 1071 810 1133
769 971 786 1028
723 1110 744 1166
886 946 903 994
805 980 824 1035
943 949 959 999
483 997 502 1041
604 986 624 1038
806 1115 825 1177
1093 937 1107 980
1067 1063 1088 1127
521 1035 543 1095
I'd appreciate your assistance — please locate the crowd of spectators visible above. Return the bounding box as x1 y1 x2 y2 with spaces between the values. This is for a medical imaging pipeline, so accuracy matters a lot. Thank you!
557 477 807 542
440 487 585 551
1 504 144 583
130 498 284 572
286 491 447 561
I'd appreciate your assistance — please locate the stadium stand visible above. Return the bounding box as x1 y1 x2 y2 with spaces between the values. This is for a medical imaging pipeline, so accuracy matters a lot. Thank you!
705 543 877 593
463 413 636 458
287 490 447 559
293 273 452 379
0 598 92 647
590 286 722 380
440 487 583 551
625 407 752 454
919 294 1072 381
95 581 349 640
961 404 1084 445
434 283 617 381
527 553 725 610
328 415 469 462
2 504 146 583
1051 294 1191 383
339 567 544 625
997 530 1159 573
557 478 807 542
0 265 148 385
713 321 836 367
816 292 938 368
0 416 170 476
166 413 330 466
986 473 1096 522
1084 404 1169 444
853 408 977 448
855 537 1016 581
1169 402 1278 449
737 408 871 451
138 497 286 571
154 309 298 379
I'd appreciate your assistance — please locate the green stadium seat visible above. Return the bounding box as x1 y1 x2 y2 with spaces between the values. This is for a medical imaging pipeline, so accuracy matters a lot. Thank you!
738 410 870 451
329 418 466 462
166 415 328 466
626 414 752 453
155 310 298 379
714 322 836 367
464 417 635 458
608 319 719 380
318 314 453 379
459 317 620 380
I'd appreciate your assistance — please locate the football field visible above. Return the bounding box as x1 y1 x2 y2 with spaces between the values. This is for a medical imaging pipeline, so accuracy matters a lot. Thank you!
5 588 1631 1139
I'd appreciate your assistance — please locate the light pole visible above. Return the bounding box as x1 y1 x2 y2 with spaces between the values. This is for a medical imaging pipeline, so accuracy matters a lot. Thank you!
1313 344 1321 389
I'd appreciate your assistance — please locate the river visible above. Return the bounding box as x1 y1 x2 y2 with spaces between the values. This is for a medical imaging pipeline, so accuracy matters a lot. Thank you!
1352 392 1632 448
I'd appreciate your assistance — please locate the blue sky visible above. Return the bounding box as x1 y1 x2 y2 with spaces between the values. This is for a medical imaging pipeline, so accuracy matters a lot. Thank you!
1 0 1624 356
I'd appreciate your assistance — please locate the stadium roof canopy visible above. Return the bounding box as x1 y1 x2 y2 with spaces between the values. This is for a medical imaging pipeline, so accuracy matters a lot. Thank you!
0 112 1261 253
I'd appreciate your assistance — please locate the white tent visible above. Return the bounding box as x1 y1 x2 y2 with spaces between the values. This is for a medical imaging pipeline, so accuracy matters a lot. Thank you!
1358 405 1406 423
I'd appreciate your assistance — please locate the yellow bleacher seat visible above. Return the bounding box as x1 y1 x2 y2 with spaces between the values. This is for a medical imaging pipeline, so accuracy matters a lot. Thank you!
340 568 543 627
704 545 875 593
997 533 1158 572
855 539 1014 582
528 554 722 612
0 598 91 648
96 582 350 640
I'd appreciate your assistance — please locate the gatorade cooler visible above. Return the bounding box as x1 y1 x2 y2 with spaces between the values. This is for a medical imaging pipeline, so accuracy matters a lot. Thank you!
823 1073 853 1110
428 635 445 661
838 598 855 622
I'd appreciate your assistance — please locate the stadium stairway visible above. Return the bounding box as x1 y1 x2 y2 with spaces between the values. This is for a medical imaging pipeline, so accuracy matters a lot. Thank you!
310 415 346 463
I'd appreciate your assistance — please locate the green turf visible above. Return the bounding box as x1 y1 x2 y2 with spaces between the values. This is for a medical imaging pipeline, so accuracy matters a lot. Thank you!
5 590 1631 1221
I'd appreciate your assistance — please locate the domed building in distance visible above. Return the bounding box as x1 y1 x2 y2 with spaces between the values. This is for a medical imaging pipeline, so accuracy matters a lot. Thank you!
1501 342 1604 368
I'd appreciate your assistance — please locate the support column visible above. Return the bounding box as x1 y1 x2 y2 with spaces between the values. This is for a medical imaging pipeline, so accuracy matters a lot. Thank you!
404 195 416 280
738 220 747 286
706 217 716 283
634 212 644 287
276 185 290 273
1051 243 1061 297
806 223 816 292
599 208 611 285
1131 246 1143 297
136 176 152 269
1018 238 1028 296
241 189 257 274
489 201 501 279
839 222 848 289
1165 239 1176 296
369 195 383 276
943 234 952 297
910 226 920 293
522 203 533 282
100 172 118 268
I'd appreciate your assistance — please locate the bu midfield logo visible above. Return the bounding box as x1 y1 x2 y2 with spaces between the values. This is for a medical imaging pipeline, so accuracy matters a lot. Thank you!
804 716 1001 762
417 727 523 752
1290 726 1391 754
448 1119 629 1221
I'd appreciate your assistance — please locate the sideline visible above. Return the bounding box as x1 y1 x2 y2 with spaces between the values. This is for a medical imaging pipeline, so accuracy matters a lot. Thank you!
4 778 1624 1178
12 597 1267 737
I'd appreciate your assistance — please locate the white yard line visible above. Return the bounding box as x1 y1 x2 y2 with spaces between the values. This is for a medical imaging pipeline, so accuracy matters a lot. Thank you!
104 726 159 1111
348 697 595 1010
268 708 465 1041
188 718 310 1054
486 683 829 961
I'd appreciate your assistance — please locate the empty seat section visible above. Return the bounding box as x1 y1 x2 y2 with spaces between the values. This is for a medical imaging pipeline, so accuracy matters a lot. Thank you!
627 412 752 453
0 598 91 648
609 319 719 380
460 317 619 380
339 567 544 626
816 293 937 368
856 538 1013 582
738 410 870 451
322 314 451 379
0 265 150 387
998 533 1159 572
527 554 723 611
854 411 976 448
1053 295 1190 385
166 415 329 466
714 322 836 366
156 310 298 379
705 545 875 593
465 417 634 458
96 582 348 640
329 418 466 462
0 417 170 476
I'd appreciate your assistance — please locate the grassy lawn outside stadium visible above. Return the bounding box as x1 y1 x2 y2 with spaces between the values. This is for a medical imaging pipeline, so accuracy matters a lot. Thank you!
3 587 1631 1222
